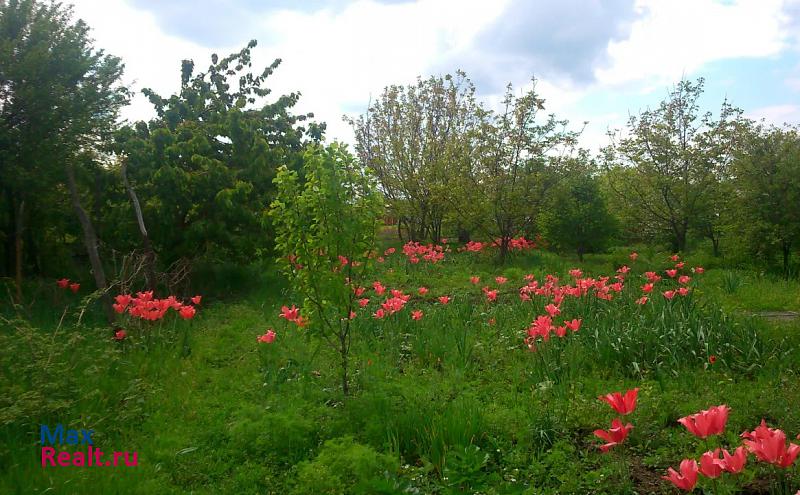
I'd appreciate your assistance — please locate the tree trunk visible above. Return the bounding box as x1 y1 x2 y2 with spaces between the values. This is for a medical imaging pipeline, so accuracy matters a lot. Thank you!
711 236 721 258
339 332 349 396
577 245 584 262
121 159 158 291
66 163 115 325
13 197 24 303
457 226 470 244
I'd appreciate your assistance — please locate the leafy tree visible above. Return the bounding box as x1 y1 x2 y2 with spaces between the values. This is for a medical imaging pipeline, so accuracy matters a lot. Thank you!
604 78 742 253
115 41 324 268
0 0 128 315
733 124 800 276
453 80 578 262
349 72 479 242
271 143 382 395
539 157 617 261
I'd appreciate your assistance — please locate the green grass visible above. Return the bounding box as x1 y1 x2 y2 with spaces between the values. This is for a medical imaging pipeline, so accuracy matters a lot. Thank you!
2 248 800 494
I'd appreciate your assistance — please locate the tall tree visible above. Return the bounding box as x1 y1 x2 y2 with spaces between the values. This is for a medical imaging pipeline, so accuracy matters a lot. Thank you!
453 80 578 262
349 72 479 242
0 0 128 312
604 78 741 252
115 41 324 268
733 124 800 277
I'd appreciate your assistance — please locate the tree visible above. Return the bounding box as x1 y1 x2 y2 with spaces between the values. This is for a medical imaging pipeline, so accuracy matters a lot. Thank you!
270 143 383 395
348 72 479 242
733 124 800 277
604 78 742 253
115 41 324 268
0 0 128 315
539 157 617 261
452 80 578 262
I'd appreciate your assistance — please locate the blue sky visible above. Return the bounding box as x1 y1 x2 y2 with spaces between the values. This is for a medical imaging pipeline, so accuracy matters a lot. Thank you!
70 0 800 151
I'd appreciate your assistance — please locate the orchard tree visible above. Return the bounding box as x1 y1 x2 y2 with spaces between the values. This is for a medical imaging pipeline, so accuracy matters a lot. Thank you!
539 156 616 261
349 72 479 242
115 41 324 268
270 143 383 395
0 0 128 316
733 124 800 276
604 78 742 253
453 80 578 262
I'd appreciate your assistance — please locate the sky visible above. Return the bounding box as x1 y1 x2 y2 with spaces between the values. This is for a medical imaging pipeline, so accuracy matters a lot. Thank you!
69 0 800 151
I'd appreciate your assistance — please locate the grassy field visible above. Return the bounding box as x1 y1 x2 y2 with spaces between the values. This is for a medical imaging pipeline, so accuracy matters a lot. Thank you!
2 247 800 494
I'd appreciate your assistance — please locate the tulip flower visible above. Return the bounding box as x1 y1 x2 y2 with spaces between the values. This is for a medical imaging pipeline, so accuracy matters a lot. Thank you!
564 319 581 332
663 290 676 300
178 305 196 320
373 308 385 319
678 405 729 438
470 276 480 285
630 252 638 261
358 298 369 308
485 289 498 302
678 275 691 285
69 283 80 293
593 418 633 452
57 278 70 289
411 310 423 320
742 420 800 468
438 296 450 304
692 266 705 274
670 254 680 262
113 329 127 341
663 459 699 491
191 295 202 305
258 329 276 343
719 446 747 474
418 287 429 295
280 305 300 321
699 449 723 478
544 303 560 317
598 387 639 415
495 276 507 285
678 287 689 296
666 269 678 278
642 283 654 293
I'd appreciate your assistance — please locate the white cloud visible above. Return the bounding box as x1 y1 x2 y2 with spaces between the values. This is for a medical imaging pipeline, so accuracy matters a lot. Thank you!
597 0 787 86
746 104 800 125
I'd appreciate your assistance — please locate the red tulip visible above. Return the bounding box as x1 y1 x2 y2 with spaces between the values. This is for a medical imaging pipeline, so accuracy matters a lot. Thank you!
678 275 691 285
485 289 498 302
280 305 300 321
678 405 729 438
564 318 581 332
411 310 423 320
678 287 689 296
57 278 70 289
495 276 507 285
418 287 429 296
178 305 196 319
470 276 480 285
593 418 633 452
113 329 127 341
699 449 724 479
666 269 678 278
358 298 370 308
373 308 385 319
719 446 747 474
636 296 649 305
598 387 639 415
692 266 705 274
663 459 698 491
670 254 680 262
191 295 202 305
438 296 450 304
630 252 638 261
69 283 80 293
663 290 676 300
258 329 276 343
642 283 654 293
544 303 560 317
708 355 717 364
742 420 800 468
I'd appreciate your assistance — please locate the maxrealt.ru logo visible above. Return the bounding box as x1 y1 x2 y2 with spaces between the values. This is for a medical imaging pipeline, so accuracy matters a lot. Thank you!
40 424 138 467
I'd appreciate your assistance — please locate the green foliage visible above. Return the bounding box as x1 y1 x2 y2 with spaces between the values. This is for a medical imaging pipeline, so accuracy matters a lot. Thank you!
113 41 323 266
271 142 383 394
539 163 617 260
292 436 399 495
